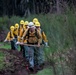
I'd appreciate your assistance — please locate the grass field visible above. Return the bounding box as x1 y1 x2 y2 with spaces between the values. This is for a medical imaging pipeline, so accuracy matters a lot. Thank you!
0 51 6 70
0 42 11 49
31 68 53 75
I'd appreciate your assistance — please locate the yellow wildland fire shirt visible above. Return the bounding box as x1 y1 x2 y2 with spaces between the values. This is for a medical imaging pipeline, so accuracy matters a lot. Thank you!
18 26 25 42
37 28 48 42
5 31 14 41
22 29 42 44
22 28 29 43
41 31 48 42
13 28 19 36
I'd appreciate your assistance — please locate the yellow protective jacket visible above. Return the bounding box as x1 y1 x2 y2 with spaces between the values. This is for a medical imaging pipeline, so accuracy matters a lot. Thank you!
5 31 14 41
13 28 19 37
41 31 48 42
22 28 42 44
18 26 25 42
22 28 29 43
37 28 48 42
23 25 27 31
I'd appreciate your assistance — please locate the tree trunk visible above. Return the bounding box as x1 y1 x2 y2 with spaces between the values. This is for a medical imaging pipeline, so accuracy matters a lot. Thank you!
24 0 30 17
56 0 61 14
49 2 53 13
33 0 35 14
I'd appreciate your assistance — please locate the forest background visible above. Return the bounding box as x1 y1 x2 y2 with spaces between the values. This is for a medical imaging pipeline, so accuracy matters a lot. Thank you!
0 0 76 75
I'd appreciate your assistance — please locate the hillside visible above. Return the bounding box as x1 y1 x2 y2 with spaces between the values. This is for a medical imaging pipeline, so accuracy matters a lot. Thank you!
0 13 76 75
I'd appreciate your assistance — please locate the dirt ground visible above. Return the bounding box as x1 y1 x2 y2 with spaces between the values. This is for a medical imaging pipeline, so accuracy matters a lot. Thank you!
0 48 45 75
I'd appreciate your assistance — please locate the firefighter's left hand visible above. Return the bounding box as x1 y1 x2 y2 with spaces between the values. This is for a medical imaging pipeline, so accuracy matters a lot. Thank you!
45 42 48 46
21 37 23 40
4 39 7 42
37 43 40 47
44 42 49 47
16 41 20 45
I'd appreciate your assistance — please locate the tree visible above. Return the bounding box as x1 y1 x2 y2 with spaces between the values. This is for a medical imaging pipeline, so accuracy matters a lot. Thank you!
56 0 61 14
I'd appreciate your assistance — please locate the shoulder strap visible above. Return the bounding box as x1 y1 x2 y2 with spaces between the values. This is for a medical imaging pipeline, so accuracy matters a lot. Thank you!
13 28 16 36
18 27 20 36
10 31 12 38
14 28 16 32
26 29 29 39
35 29 40 39
23 28 25 34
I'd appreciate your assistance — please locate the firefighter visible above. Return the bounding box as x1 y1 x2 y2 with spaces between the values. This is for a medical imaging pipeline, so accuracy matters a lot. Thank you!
23 21 29 43
16 20 29 57
35 21 48 46
22 22 42 70
16 20 25 52
18 20 25 42
34 21 48 69
13 23 19 50
4 26 18 50
33 18 48 45
14 23 19 40
21 21 29 57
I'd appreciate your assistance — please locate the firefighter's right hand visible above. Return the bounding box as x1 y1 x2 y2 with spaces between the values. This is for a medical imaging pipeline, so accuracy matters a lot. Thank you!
45 42 48 46
12 37 15 40
21 37 23 40
27 26 30 29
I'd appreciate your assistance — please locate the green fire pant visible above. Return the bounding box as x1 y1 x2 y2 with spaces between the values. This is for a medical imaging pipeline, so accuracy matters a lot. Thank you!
24 46 34 68
23 46 44 67
34 47 44 66
11 39 18 50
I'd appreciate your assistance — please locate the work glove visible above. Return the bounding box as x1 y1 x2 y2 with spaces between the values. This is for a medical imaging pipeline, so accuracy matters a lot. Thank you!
16 41 20 45
27 26 30 29
18 36 20 38
12 37 15 40
37 43 40 47
21 37 23 40
10 38 15 41
44 42 48 47
20 42 24 45
4 39 7 42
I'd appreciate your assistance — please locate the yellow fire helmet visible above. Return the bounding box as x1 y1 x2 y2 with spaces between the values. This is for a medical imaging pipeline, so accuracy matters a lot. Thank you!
10 26 15 31
20 20 24 25
33 18 38 23
35 21 40 27
15 23 19 28
24 21 29 26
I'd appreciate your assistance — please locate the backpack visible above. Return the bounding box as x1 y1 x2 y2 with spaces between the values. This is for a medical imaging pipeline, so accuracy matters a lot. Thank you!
23 29 40 44
26 29 39 39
